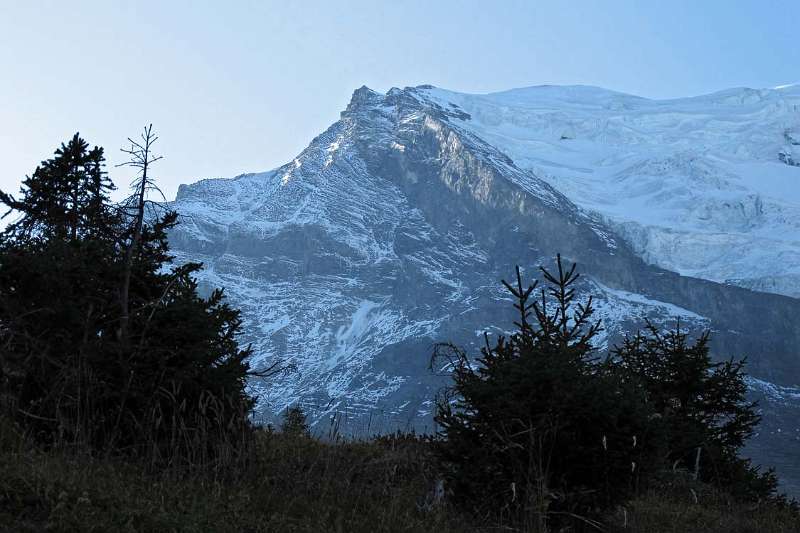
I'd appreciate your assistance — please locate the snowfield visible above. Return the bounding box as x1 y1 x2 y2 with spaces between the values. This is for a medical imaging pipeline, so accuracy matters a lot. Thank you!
421 84 800 297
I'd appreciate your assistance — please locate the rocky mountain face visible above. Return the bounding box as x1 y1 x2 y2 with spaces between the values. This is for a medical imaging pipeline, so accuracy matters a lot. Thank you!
168 84 800 492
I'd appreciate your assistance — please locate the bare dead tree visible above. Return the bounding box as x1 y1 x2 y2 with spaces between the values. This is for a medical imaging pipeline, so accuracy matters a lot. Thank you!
116 124 163 343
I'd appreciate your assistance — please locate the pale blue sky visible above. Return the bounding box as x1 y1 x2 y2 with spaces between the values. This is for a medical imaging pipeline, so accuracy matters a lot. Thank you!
1 0 798 201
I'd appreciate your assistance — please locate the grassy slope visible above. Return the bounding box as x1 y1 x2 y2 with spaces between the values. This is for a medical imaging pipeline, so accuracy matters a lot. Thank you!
1 424 797 532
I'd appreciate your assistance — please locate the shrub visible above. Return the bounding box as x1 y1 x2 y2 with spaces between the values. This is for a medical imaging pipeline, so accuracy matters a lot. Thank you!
281 405 310 436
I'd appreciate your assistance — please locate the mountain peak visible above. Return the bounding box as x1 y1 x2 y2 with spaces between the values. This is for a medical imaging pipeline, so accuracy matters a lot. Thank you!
168 80 800 492
344 85 382 113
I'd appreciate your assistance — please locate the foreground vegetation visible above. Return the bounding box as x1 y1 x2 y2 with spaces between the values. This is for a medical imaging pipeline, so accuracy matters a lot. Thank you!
0 420 458 532
2 421 797 532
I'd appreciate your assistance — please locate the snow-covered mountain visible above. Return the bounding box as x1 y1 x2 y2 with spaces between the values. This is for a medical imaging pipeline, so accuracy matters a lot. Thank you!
168 84 800 492
421 84 800 298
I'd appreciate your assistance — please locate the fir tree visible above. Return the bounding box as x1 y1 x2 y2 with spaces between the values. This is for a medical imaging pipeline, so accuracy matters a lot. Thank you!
281 406 310 436
433 256 653 530
0 132 255 462
0 133 116 241
609 323 777 500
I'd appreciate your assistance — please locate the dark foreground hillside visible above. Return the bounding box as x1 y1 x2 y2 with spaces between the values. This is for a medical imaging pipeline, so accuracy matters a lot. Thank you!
2 421 797 533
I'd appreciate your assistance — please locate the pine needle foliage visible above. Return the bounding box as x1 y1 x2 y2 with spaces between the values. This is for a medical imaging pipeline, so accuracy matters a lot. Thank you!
433 256 653 531
609 322 780 502
281 405 310 436
0 132 254 466
0 133 116 241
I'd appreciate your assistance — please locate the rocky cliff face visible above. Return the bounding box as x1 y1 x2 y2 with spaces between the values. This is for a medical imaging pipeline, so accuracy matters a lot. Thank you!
168 84 800 492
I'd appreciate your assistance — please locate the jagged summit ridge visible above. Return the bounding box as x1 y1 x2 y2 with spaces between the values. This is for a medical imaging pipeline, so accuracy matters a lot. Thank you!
335 82 800 298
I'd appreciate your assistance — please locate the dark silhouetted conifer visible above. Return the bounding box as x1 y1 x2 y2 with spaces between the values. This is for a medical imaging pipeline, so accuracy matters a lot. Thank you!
0 133 116 241
609 323 778 501
0 132 254 464
281 406 310 436
433 256 653 530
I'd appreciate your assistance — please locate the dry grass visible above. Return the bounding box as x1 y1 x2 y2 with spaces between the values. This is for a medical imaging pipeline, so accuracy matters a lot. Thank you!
0 421 468 532
1 416 797 533
605 473 799 533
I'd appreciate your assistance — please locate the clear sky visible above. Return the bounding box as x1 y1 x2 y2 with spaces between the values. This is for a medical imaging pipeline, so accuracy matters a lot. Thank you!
1 0 798 202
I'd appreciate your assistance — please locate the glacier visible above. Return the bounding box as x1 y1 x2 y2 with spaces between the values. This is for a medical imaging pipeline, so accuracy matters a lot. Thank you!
420 84 800 298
